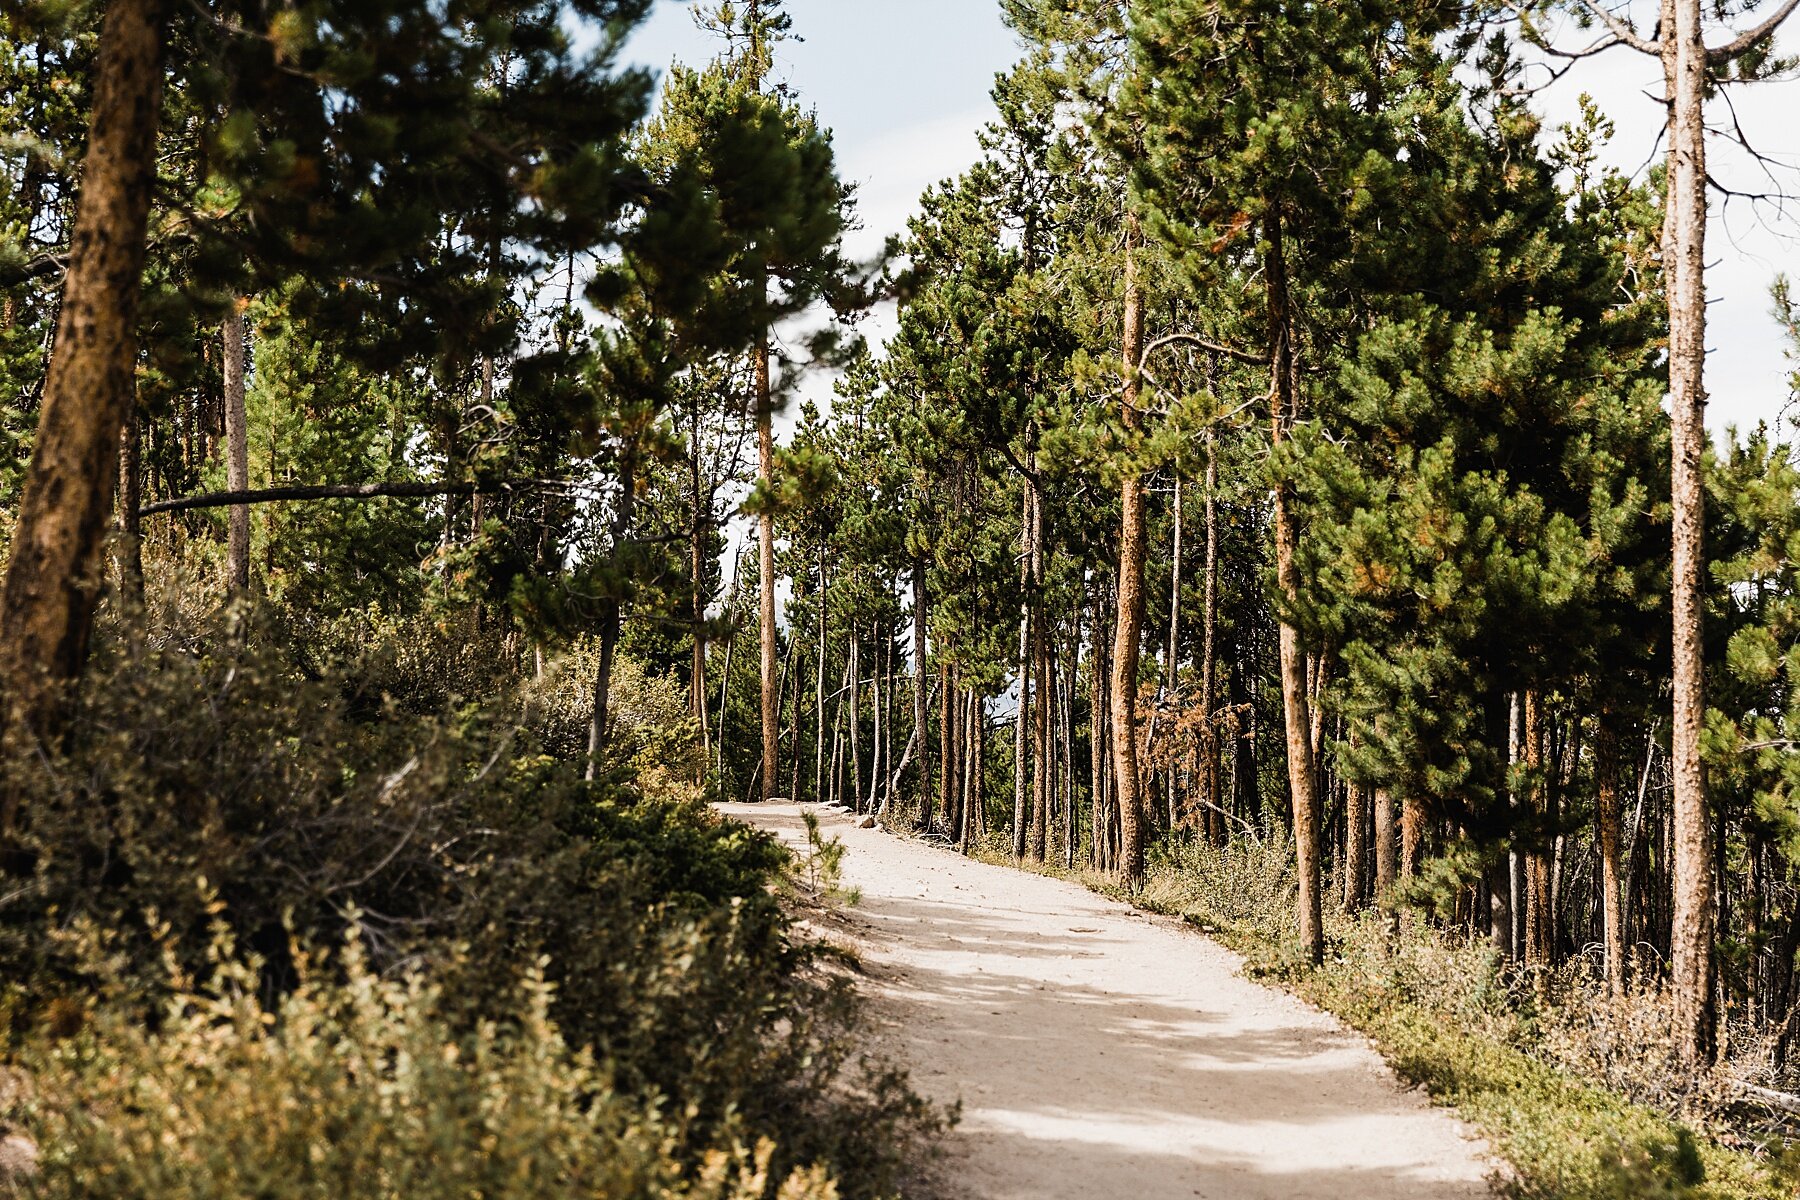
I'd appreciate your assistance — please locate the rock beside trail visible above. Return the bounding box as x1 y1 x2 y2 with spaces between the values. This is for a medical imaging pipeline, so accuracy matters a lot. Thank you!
859 816 877 829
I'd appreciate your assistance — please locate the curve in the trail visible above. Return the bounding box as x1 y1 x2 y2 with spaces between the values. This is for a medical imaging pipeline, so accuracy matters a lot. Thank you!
722 802 1494 1200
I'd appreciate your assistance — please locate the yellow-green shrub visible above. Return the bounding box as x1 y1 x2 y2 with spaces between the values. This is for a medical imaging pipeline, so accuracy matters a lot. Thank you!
7 932 839 1200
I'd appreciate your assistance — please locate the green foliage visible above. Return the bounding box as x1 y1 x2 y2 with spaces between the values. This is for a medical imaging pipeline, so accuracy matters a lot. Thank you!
7 931 840 1200
0 595 935 1198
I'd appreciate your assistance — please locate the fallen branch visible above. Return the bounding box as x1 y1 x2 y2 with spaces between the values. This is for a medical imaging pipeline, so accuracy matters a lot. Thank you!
1731 1078 1800 1115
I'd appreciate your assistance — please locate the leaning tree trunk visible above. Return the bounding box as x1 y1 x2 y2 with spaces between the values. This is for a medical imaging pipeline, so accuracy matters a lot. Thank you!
1111 214 1150 884
222 300 251 594
755 342 780 802
1266 205 1325 964
0 0 169 761
1663 0 1717 1065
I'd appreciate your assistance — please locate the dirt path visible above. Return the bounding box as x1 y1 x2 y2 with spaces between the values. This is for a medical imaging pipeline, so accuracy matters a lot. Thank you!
721 802 1494 1200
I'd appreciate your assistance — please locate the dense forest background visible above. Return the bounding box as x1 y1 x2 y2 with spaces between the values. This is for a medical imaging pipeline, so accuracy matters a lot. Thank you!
5 0 1800 1196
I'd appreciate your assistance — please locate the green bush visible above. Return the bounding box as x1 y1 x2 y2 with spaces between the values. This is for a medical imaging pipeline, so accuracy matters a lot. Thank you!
6 931 839 1200
0 599 937 1198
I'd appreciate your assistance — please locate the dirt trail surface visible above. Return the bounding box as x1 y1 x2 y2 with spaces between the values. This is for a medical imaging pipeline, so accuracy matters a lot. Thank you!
720 802 1494 1200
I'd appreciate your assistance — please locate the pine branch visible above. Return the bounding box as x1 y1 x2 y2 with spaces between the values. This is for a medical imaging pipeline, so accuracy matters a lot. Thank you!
1709 0 1800 63
137 479 546 517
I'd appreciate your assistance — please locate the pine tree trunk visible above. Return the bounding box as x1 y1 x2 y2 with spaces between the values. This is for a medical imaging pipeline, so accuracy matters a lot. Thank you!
1663 0 1717 1065
1013 480 1034 859
755 342 780 801
117 405 143 601
0 0 169 753
967 693 986 852
1266 206 1325 964
1374 787 1397 898
1112 214 1150 884
1401 796 1426 880
1523 690 1552 968
1344 781 1369 911
910 541 930 823
940 659 955 832
222 300 251 594
1596 717 1626 995
1201 435 1222 845
848 631 863 812
1031 597 1050 862
1091 587 1110 870
691 453 712 775
586 453 635 780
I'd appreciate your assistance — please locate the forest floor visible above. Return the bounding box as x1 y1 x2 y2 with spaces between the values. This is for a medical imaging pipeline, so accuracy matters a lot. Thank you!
721 802 1497 1200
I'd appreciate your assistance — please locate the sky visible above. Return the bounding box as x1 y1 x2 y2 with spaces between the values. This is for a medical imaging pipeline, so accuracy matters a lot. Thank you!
620 1 1800 441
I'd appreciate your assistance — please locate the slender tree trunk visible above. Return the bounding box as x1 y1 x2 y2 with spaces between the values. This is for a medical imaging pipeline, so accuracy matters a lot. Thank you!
756 341 779 802
587 455 637 779
1091 586 1110 870
1597 718 1627 996
1032 625 1051 862
222 300 251 594
1013 480 1034 859
1663 0 1717 1065
1112 214 1150 884
848 630 863 812
1266 206 1325 964
913 562 932 824
1523 690 1552 968
0 0 169 755
1344 781 1369 912
691 457 712 776
816 548 828 802
715 551 744 777
940 659 955 832
117 405 143 600
1201 435 1222 845
967 694 987 852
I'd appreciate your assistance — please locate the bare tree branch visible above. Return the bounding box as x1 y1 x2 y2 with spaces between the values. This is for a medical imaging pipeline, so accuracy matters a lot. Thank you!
1709 0 1800 63
1570 0 1661 55
138 479 547 517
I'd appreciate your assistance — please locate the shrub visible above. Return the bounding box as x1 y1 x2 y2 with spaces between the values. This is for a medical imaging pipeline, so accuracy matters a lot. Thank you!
0 598 937 1198
5 930 840 1200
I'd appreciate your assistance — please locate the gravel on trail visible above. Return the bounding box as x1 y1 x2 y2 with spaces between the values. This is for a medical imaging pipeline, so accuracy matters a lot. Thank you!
721 802 1495 1200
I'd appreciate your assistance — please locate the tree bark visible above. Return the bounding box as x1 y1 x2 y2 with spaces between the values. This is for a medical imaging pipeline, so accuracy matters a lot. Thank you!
913 559 931 820
222 300 251 594
117 405 143 600
587 454 636 779
1523 690 1552 968
1344 781 1369 912
1663 0 1717 1065
755 342 780 802
1597 718 1627 996
0 0 169 753
1266 205 1325 964
1112 214 1150 884
1013 478 1034 860
1374 787 1397 898
1201 434 1222 844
